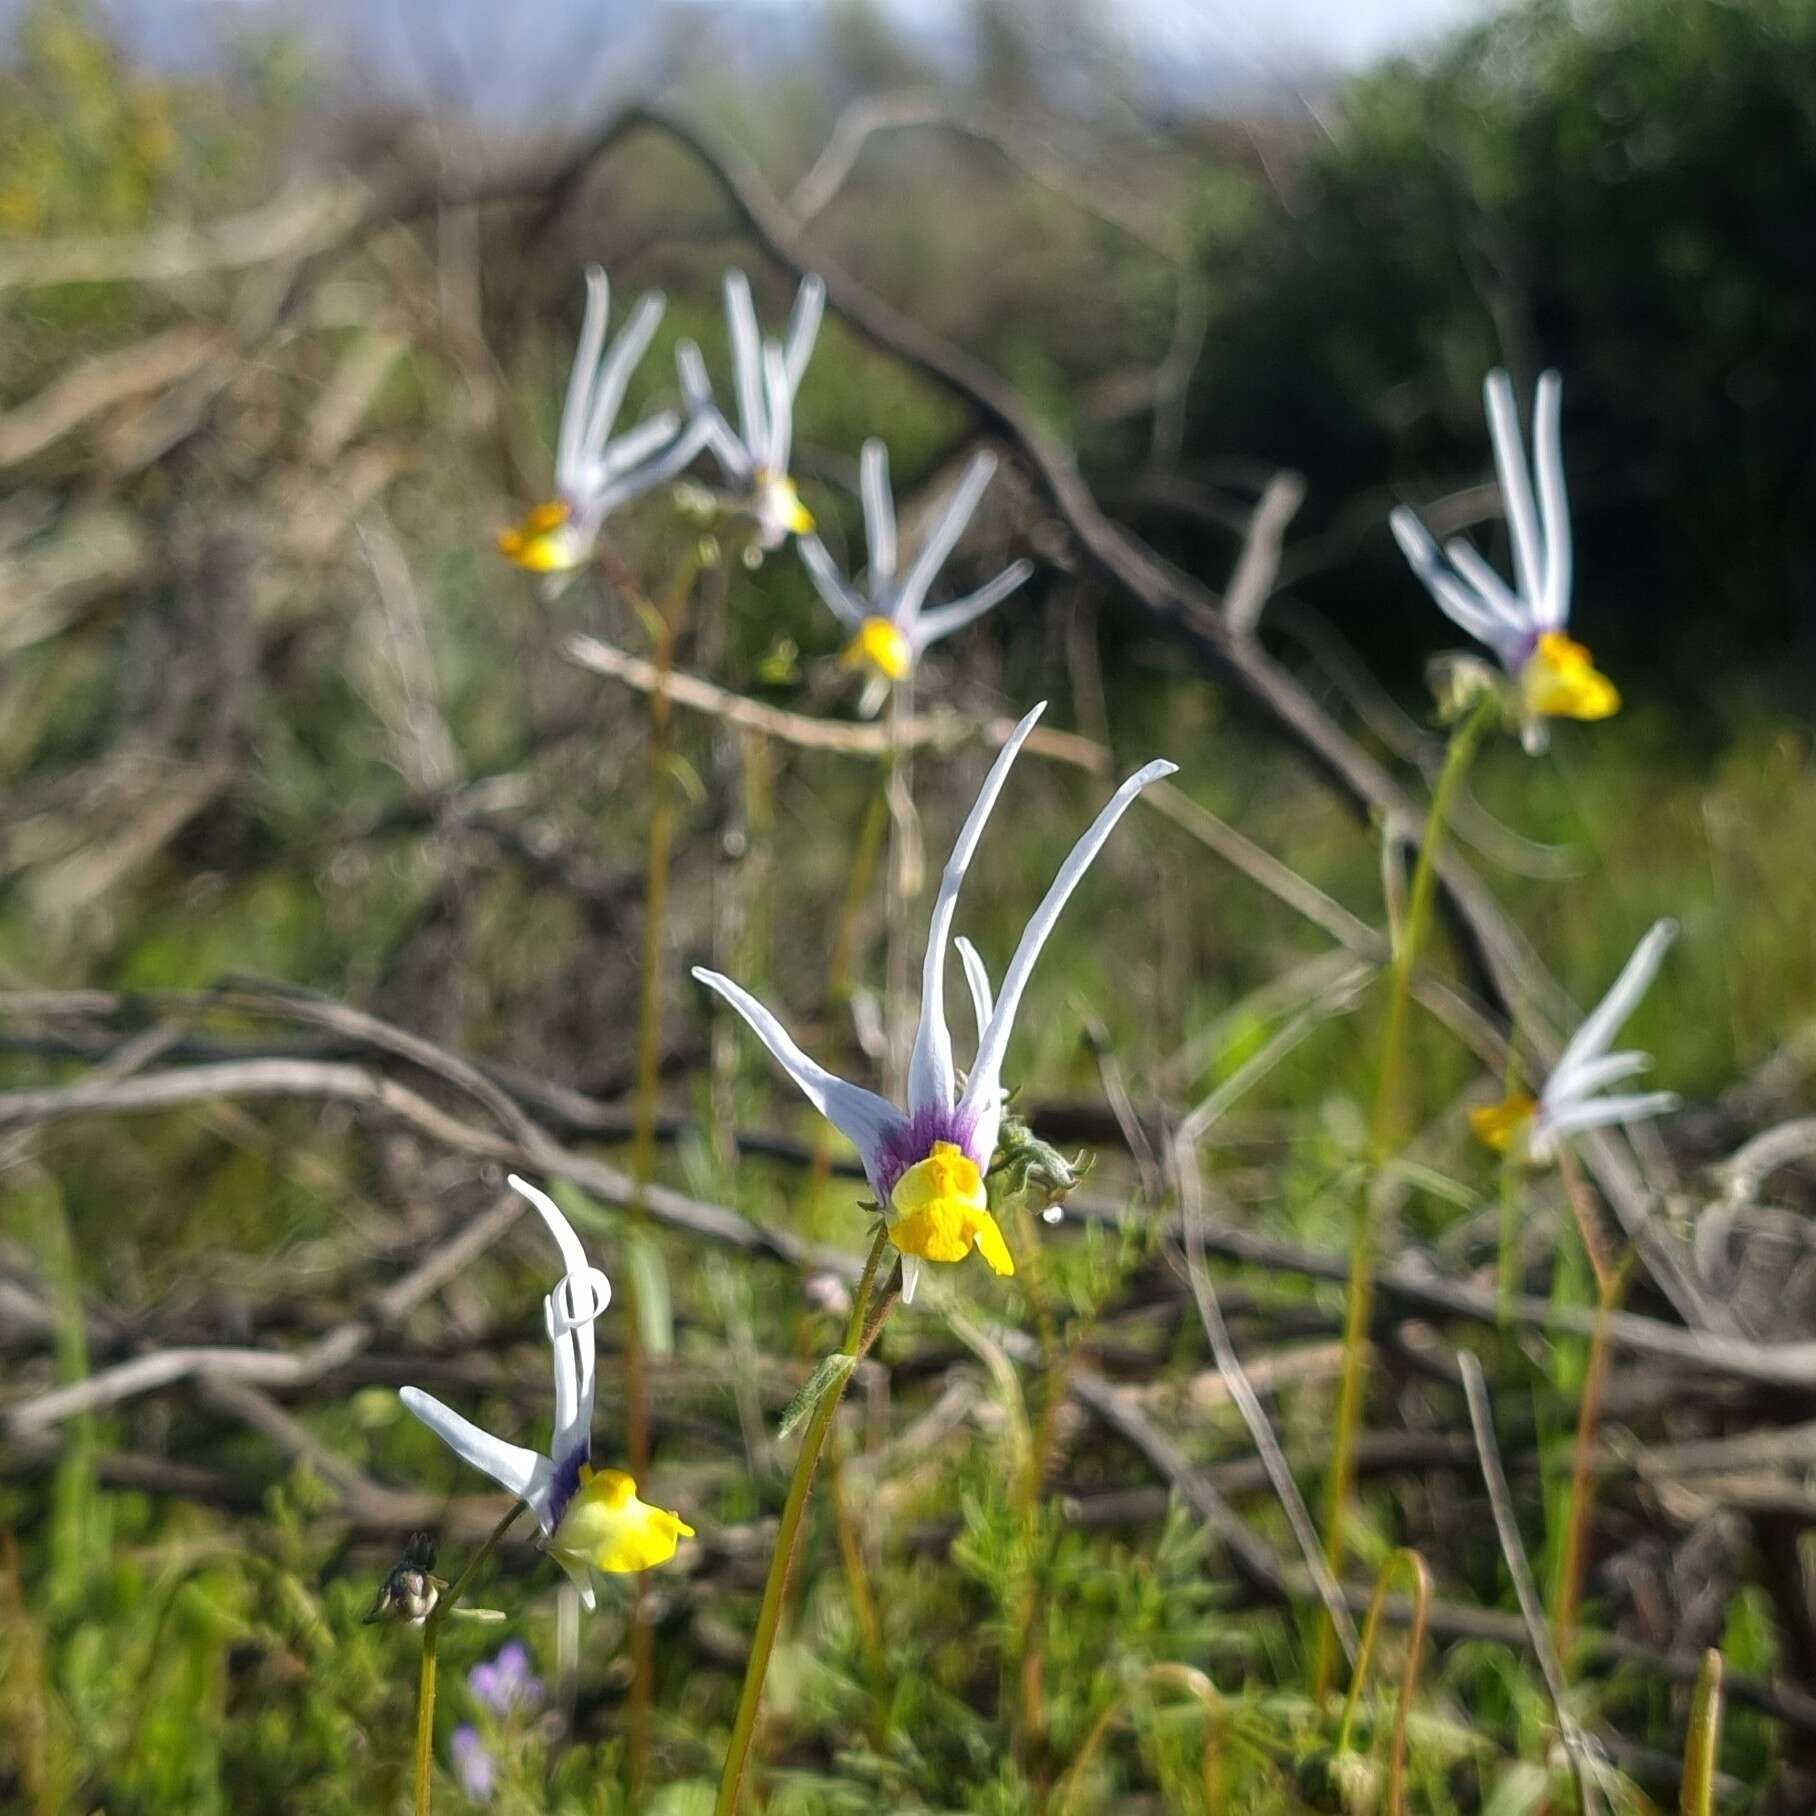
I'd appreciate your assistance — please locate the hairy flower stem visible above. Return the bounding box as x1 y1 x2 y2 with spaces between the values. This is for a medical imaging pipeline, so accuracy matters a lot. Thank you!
715 1227 894 1816
412 1503 523 1816
1316 693 1495 1697
624 548 701 1795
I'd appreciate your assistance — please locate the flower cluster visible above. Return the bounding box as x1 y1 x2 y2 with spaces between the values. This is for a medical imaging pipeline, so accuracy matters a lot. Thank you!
399 1175 693 1606
498 262 1034 692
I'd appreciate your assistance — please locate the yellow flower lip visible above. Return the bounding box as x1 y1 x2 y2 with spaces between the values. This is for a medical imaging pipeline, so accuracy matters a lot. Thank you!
1469 1091 1538 1153
887 1141 1014 1277
754 470 814 537
1521 630 1619 722
498 499 583 573
844 615 913 682
550 1464 695 1575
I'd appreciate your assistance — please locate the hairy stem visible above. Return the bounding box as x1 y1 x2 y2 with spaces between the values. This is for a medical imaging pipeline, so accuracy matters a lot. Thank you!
714 1227 894 1816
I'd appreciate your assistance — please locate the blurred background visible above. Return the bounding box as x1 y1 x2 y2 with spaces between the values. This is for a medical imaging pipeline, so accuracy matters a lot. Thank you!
3 0 1816 1809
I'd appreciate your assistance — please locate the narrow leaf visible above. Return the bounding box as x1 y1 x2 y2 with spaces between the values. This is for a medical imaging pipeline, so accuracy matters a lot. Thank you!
777 1352 856 1440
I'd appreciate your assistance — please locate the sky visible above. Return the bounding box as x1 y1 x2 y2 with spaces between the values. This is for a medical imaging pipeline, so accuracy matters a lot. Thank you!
4 0 1501 124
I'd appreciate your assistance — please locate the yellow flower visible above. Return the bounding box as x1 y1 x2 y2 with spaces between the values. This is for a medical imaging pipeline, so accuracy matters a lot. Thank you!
1468 1091 1537 1153
498 500 585 574
550 1465 695 1575
844 615 913 682
1520 631 1619 722
887 1141 1014 1276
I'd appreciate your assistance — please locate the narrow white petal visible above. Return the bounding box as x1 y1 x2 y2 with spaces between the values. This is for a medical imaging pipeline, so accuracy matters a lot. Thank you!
1539 1090 1680 1148
508 1174 590 1279
961 758 1177 1144
798 535 868 630
906 702 1047 1118
399 1385 552 1515
911 560 1034 653
1442 539 1529 631
558 267 610 490
1484 368 1545 613
761 342 793 473
693 967 902 1177
696 407 753 483
895 450 997 626
1547 1049 1652 1107
593 410 681 484
955 935 994 1042
507 1175 611 1463
543 1268 612 1468
782 273 826 391
1552 920 1678 1087
899 1252 922 1305
552 1550 598 1612
860 438 897 581
543 1288 581 1464
1532 369 1572 627
578 415 719 541
724 270 766 458
579 291 666 471
677 339 713 412
1390 507 1509 654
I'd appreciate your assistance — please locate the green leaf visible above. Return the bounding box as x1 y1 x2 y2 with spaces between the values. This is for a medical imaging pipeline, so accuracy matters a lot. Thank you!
777 1352 856 1441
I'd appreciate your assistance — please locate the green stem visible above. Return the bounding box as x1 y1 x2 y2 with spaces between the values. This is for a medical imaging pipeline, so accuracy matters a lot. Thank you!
1551 1146 1632 1667
1334 1547 1431 1816
1316 694 1495 1697
412 1503 524 1816
714 1228 893 1816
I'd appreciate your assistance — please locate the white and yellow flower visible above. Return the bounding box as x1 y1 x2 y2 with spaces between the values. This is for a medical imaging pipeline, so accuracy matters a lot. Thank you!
498 267 710 576
676 269 824 551
694 703 1173 1301
1391 368 1618 752
799 438 1034 714
399 1176 693 1603
1471 919 1680 1161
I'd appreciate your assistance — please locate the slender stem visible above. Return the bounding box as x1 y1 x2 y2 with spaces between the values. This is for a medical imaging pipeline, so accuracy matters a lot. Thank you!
1681 1648 1724 1816
1316 694 1495 1697
1551 1146 1631 1664
1334 1547 1431 1816
714 1227 893 1816
624 549 700 1795
412 1503 524 1816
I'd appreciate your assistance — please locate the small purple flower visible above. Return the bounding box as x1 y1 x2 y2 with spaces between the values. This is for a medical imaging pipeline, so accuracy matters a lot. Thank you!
468 1640 543 1717
451 1724 494 1802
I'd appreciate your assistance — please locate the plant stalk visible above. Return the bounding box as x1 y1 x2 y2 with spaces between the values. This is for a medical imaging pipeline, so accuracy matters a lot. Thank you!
714 1227 893 1816
412 1502 523 1816
1316 693 1495 1696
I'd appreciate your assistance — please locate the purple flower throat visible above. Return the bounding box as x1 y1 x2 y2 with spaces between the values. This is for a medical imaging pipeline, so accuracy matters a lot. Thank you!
875 1101 982 1200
